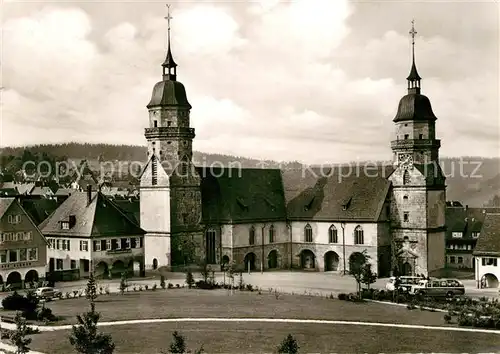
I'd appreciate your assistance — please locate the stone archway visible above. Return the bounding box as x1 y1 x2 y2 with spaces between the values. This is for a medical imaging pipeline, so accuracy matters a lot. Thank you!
268 250 278 269
112 260 126 278
24 270 39 286
6 271 22 287
300 249 316 269
324 251 340 272
95 262 109 279
481 273 499 288
244 252 257 271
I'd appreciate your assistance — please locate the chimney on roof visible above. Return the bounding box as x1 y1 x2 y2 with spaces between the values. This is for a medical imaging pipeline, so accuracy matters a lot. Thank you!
86 185 92 205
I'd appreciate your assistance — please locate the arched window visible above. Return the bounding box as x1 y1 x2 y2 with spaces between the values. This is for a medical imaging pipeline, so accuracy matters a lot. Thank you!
328 225 338 243
268 225 275 243
205 228 216 264
354 225 364 245
304 224 313 243
249 226 255 245
403 170 410 185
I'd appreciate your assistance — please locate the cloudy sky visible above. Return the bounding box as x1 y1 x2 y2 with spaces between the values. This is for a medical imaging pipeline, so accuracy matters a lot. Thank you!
1 0 498 164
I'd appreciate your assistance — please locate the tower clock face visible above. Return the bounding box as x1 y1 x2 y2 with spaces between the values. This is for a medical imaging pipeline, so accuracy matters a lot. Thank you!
399 153 413 166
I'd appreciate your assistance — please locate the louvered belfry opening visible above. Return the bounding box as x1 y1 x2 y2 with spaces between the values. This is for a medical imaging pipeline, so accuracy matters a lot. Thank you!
152 155 158 186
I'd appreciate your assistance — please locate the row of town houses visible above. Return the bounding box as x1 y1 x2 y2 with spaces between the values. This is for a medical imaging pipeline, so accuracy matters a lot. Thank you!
0 185 499 288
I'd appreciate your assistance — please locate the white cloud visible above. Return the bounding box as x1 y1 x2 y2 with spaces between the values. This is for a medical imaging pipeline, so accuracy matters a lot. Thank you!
1 1 497 164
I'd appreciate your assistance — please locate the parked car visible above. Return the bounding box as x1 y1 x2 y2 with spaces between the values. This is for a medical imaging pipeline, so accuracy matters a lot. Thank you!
385 276 422 292
409 278 465 298
35 287 62 300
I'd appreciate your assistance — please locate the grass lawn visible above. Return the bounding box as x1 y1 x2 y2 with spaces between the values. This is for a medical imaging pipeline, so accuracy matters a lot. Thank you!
31 289 450 326
31 321 500 354
11 289 500 353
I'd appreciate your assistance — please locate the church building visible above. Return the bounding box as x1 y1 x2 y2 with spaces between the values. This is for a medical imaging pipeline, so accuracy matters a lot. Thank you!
139 14 446 277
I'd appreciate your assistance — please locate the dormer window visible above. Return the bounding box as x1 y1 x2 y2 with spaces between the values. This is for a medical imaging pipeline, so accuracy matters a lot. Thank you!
341 197 352 211
61 221 70 230
304 197 315 211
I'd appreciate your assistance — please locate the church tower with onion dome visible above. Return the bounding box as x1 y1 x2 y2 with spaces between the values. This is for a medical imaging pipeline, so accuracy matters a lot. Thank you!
388 21 446 277
140 5 204 271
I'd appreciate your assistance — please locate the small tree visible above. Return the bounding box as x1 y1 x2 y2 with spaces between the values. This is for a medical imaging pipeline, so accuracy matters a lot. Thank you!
85 272 98 302
277 334 299 354
349 250 369 297
226 261 237 294
69 302 115 354
169 331 186 353
200 262 210 283
361 263 377 290
9 312 40 354
119 272 128 295
185 271 194 289
160 275 166 289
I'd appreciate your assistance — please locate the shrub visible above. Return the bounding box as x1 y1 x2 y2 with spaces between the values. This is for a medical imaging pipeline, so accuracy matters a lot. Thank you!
458 312 473 326
152 284 157 291
104 286 110 295
186 272 195 289
99 287 104 295
133 286 137 292
73 290 79 298
2 292 27 311
444 314 452 324
277 334 299 354
361 288 375 300
160 275 166 289
195 281 214 290
145 285 149 291
329 293 334 300
37 307 57 322
338 293 347 301
65 292 71 299
168 283 174 289
246 284 254 292
139 286 143 292
238 272 244 290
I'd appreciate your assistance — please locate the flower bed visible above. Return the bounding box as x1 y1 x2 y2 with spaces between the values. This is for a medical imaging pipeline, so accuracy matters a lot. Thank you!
351 289 500 329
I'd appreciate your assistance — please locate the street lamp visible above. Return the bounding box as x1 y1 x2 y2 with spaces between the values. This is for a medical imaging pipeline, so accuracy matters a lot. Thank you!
341 222 346 275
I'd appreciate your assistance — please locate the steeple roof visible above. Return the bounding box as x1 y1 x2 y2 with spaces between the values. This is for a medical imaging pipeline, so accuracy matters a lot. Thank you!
393 20 437 123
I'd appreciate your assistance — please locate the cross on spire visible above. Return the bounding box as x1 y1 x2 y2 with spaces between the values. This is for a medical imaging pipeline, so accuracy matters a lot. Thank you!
409 19 417 46
406 19 421 93
162 3 177 81
165 4 172 33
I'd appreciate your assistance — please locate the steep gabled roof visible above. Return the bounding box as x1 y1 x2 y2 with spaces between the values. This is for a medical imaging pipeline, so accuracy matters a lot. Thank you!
197 167 286 224
473 213 500 257
283 167 391 222
446 207 500 240
21 198 61 226
0 198 16 218
39 191 145 237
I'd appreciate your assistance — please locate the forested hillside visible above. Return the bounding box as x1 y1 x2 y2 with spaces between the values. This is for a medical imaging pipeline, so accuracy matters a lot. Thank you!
1 143 498 207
